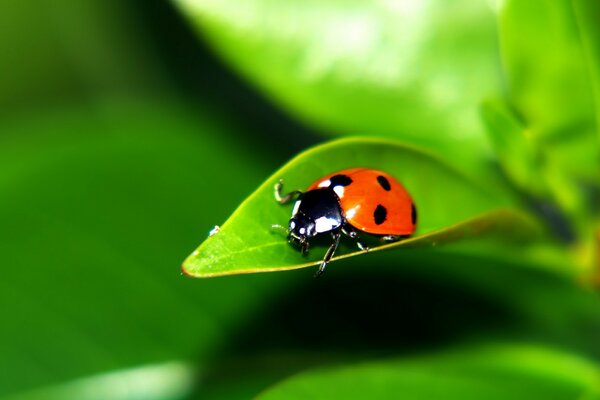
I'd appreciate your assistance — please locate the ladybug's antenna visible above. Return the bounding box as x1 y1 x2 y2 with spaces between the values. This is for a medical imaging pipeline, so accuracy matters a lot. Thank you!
274 180 303 204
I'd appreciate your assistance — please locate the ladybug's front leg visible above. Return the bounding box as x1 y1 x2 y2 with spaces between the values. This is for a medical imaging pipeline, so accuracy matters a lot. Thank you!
341 224 369 252
274 179 303 204
300 240 310 255
315 230 341 278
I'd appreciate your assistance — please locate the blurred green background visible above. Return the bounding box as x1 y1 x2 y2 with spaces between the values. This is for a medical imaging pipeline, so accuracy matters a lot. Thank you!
1 0 599 399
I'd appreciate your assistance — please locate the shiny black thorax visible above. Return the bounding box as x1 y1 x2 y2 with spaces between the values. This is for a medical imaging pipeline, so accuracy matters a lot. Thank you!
288 188 343 244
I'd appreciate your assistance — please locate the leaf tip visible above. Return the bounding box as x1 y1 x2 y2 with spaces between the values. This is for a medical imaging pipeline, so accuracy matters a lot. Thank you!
181 250 201 278
180 263 194 278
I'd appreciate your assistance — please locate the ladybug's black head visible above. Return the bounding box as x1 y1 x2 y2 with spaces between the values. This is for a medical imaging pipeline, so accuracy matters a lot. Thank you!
285 189 344 248
288 214 316 246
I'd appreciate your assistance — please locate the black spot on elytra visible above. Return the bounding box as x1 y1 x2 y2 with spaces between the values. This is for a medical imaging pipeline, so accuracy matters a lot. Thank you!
377 175 391 191
329 174 353 187
411 203 417 225
374 204 387 225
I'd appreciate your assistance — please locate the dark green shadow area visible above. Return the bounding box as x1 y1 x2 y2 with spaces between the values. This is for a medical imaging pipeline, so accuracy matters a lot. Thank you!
187 249 600 399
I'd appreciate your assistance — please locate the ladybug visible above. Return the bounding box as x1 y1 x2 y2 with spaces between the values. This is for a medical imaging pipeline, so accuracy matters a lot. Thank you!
273 168 417 276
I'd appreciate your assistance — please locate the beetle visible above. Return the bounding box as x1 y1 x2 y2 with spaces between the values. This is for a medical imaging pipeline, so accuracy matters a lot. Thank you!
273 168 417 276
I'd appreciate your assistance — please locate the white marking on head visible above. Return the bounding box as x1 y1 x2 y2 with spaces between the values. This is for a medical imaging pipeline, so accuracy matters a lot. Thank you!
314 216 340 233
299 227 306 235
333 185 345 197
292 200 301 216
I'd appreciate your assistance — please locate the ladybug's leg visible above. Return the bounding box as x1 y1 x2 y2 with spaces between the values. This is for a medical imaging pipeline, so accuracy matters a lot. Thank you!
315 230 341 278
300 240 310 255
381 235 400 242
341 224 369 252
274 179 303 204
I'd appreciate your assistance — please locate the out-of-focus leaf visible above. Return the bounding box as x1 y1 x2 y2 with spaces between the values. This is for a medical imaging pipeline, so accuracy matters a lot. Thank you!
185 250 600 398
498 0 599 182
0 1 166 111
183 137 540 278
3 362 194 400
480 99 542 194
0 100 295 397
258 344 600 400
571 1 600 136
493 1 600 247
481 97 596 254
481 98 587 246
174 0 502 175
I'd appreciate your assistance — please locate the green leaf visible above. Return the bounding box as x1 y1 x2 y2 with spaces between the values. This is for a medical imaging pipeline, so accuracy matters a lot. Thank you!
183 137 539 278
481 98 589 242
258 344 600 399
481 97 596 252
2 361 195 400
498 0 600 181
0 1 167 109
571 1 600 141
0 99 295 397
492 2 600 246
480 99 542 194
174 0 502 174
190 255 600 398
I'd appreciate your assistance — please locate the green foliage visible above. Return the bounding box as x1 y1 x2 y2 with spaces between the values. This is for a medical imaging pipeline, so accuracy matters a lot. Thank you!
259 345 600 399
495 0 600 261
3 0 600 399
499 0 599 143
0 101 295 397
174 0 502 176
480 100 542 195
3 362 195 400
183 137 540 277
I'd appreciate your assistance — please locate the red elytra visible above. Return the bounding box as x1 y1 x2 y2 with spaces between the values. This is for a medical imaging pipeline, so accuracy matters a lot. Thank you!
307 168 416 236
